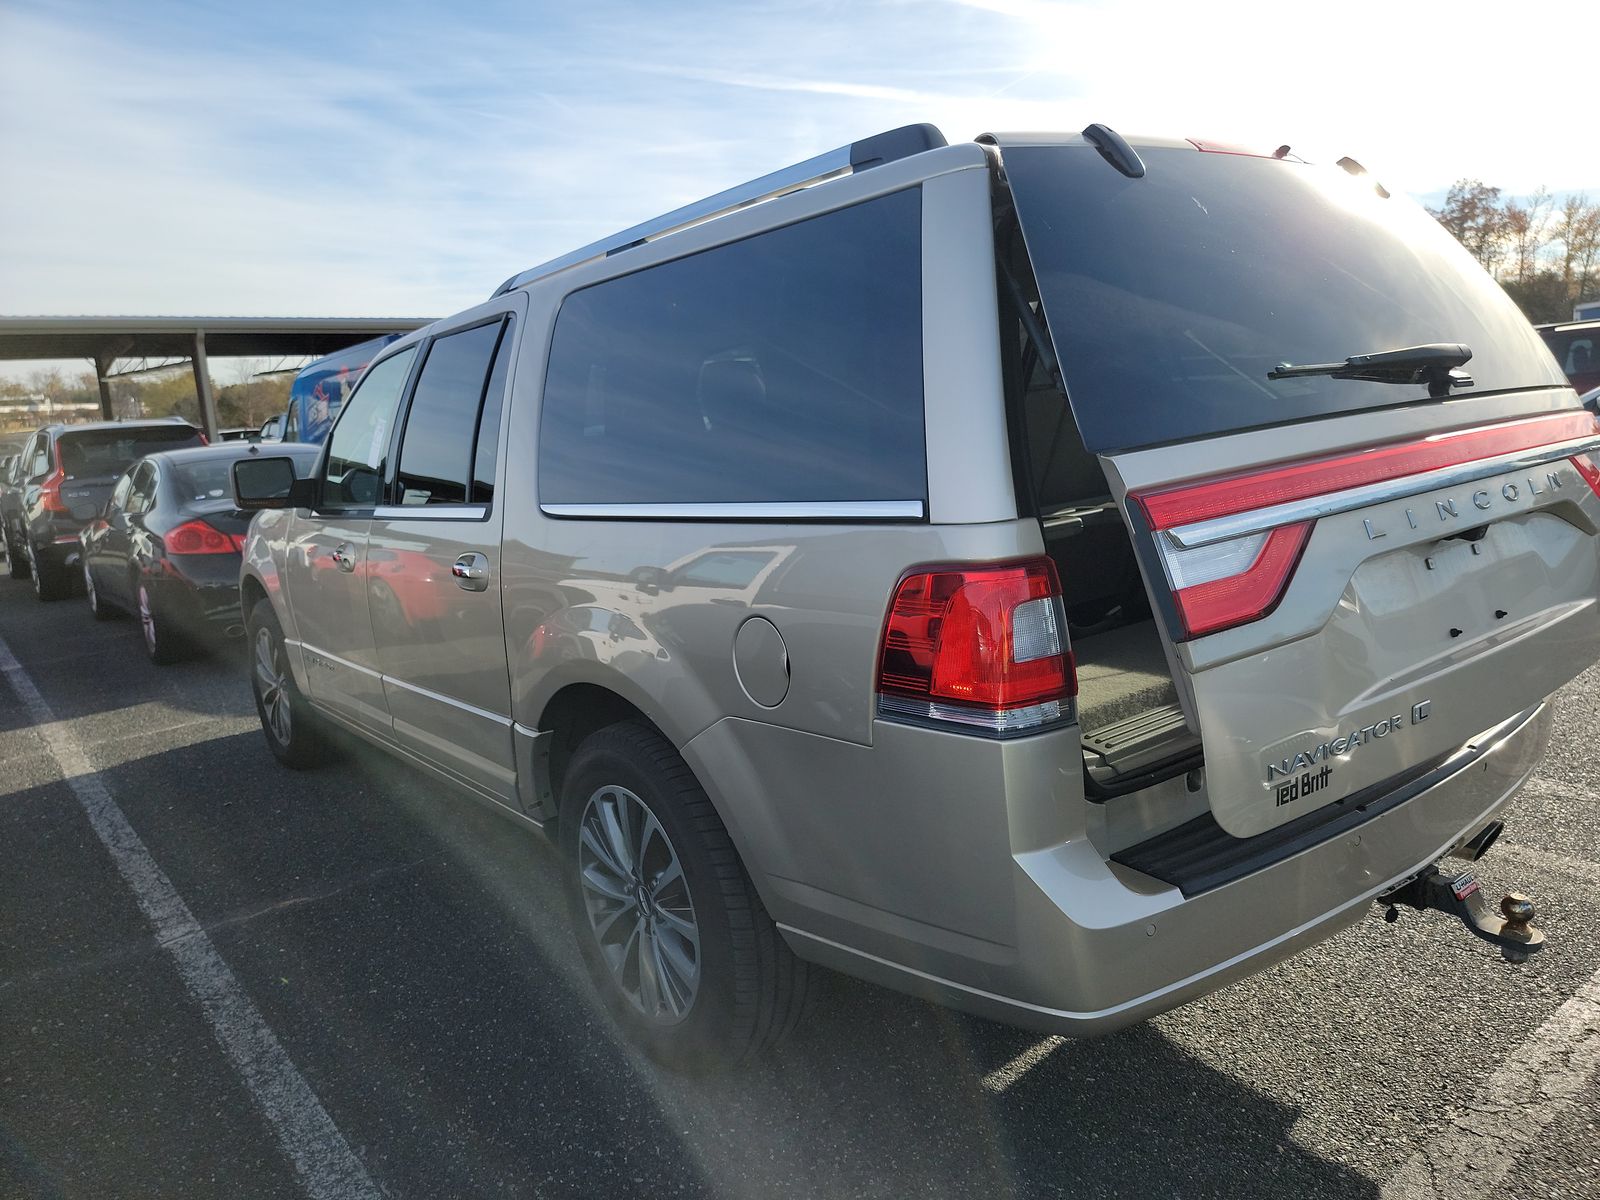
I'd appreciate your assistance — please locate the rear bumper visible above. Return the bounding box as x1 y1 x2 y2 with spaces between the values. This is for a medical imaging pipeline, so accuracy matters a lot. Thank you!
719 703 1552 1037
148 570 245 639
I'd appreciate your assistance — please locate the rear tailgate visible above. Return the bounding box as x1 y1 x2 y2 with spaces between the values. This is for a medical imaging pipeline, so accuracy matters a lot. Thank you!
1110 406 1600 837
997 135 1600 838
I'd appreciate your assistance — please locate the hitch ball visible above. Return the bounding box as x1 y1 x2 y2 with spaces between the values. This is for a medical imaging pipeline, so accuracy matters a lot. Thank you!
1499 893 1538 964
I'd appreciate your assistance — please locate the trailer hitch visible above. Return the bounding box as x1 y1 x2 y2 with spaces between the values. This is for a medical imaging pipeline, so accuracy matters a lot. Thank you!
1378 863 1545 963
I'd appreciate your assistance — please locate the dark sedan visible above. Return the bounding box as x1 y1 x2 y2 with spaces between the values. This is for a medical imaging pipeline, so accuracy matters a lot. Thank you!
80 443 321 663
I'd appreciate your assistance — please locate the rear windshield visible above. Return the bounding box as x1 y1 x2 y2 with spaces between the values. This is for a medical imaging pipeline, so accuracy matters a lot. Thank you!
173 451 314 504
59 427 203 476
1539 327 1598 380
1002 145 1567 452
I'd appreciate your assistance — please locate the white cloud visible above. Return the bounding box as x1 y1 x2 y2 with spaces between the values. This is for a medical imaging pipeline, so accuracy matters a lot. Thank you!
0 0 1593 382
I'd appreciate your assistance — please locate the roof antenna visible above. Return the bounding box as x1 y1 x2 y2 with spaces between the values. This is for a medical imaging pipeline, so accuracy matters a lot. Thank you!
1272 144 1291 159
1081 124 1145 179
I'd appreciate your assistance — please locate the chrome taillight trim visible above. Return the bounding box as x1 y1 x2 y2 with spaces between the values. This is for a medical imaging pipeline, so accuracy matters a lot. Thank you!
1162 434 1600 550
877 693 1076 735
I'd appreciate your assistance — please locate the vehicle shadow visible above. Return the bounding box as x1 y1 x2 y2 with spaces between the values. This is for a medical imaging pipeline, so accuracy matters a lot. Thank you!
0 719 1381 1200
0 578 253 733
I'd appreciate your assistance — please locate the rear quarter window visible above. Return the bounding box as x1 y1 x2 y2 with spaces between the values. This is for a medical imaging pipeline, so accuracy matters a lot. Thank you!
537 188 925 508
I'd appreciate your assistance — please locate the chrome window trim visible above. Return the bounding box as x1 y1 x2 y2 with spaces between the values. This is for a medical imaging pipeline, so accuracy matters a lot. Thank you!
372 504 490 521
1163 434 1600 549
540 500 924 521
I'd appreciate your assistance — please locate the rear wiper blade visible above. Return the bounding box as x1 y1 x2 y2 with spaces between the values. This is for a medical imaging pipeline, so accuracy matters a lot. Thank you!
1268 343 1474 398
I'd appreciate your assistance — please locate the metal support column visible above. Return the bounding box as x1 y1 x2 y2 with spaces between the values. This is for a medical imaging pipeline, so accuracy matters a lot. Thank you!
94 354 115 420
191 330 219 442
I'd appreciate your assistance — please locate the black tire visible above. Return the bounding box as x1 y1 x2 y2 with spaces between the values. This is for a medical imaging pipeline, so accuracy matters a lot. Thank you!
559 721 813 1069
30 545 70 601
4 527 28 579
246 597 334 768
136 581 189 664
83 559 118 621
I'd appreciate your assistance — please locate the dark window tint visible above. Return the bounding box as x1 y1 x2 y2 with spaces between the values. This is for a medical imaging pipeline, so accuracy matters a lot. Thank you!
396 322 503 506
1539 328 1600 383
472 320 513 503
57 427 203 477
108 472 134 512
1001 146 1569 452
539 189 925 506
324 348 416 507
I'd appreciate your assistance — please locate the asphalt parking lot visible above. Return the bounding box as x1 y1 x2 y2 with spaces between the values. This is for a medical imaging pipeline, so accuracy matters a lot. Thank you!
1 572 1598 1199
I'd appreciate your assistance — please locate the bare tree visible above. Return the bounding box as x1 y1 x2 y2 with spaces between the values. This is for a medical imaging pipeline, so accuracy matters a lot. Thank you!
1552 194 1600 303
1503 186 1552 287
1431 180 1510 274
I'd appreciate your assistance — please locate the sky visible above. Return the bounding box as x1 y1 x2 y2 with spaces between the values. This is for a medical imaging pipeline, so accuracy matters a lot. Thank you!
0 0 1595 379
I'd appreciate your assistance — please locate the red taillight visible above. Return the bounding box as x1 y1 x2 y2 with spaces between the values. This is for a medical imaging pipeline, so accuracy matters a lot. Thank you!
1170 522 1311 639
38 445 67 513
877 558 1076 735
1138 411 1600 530
1133 411 1600 641
166 519 243 555
1573 453 1600 498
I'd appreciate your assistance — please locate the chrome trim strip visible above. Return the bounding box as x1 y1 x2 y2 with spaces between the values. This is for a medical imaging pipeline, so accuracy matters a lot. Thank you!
384 673 514 727
297 640 383 680
541 500 925 521
372 505 489 521
1164 435 1600 549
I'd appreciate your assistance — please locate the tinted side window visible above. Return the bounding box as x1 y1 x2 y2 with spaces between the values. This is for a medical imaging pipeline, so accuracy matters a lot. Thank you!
127 462 157 514
28 436 48 479
109 472 134 512
395 322 502 506
539 189 925 506
324 348 417 508
472 320 513 503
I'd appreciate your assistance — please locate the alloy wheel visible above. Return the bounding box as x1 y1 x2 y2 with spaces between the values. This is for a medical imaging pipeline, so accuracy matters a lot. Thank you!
252 626 292 746
577 784 701 1025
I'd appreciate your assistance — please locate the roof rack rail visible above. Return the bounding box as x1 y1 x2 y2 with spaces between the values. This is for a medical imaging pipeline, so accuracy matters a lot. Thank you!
490 123 946 297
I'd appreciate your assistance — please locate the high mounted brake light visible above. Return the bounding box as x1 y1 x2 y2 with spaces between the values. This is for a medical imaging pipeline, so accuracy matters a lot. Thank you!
1133 411 1600 641
877 558 1076 736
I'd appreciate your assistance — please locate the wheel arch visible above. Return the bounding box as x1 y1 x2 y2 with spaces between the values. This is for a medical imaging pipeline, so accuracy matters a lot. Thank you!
524 673 780 917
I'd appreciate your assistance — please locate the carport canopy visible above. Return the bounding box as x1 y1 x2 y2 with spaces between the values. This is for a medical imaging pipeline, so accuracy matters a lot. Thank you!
0 315 433 440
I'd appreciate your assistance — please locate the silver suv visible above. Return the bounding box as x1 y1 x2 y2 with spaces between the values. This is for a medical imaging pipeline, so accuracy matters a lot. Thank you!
234 124 1600 1067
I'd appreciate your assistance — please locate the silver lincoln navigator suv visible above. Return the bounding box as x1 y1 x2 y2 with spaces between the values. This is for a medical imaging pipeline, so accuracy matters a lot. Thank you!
233 123 1600 1067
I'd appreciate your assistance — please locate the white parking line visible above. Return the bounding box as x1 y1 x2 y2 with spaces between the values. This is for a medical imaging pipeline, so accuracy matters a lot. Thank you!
0 634 381 1200
1380 962 1600 1198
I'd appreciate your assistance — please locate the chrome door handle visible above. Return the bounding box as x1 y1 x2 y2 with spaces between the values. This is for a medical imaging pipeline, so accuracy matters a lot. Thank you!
331 543 356 572
452 552 490 591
